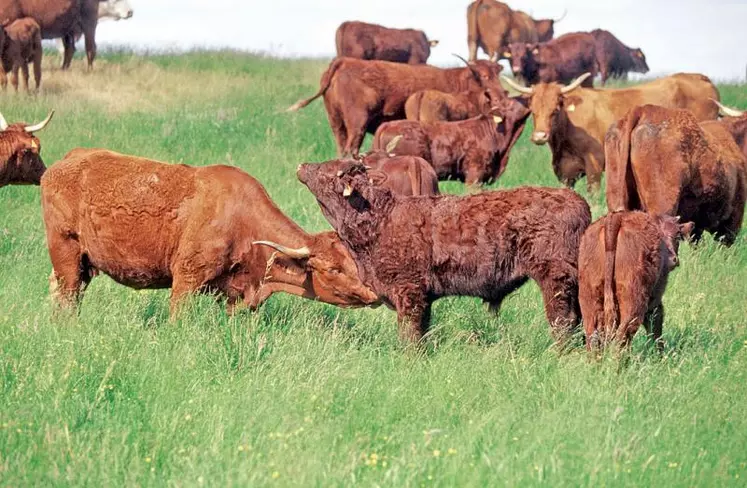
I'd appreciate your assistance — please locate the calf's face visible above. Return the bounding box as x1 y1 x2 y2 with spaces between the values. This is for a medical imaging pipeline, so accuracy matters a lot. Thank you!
656 216 694 270
504 43 536 76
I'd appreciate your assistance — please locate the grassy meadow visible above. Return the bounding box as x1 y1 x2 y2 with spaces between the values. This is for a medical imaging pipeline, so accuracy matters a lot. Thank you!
0 51 746 486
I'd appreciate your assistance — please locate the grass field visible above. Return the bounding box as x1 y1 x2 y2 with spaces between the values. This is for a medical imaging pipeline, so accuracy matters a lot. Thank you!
0 51 746 486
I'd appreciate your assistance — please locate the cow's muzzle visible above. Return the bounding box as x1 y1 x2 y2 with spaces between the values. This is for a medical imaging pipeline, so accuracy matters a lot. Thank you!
531 131 549 145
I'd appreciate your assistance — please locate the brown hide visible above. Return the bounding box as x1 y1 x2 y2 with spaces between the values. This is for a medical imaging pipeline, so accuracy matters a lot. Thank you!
373 97 530 185
0 17 42 91
605 105 745 245
287 57 503 157
579 211 692 350
298 162 591 343
335 21 437 65
508 72 720 190
511 33 599 86
591 29 649 85
404 85 507 122
40 149 379 315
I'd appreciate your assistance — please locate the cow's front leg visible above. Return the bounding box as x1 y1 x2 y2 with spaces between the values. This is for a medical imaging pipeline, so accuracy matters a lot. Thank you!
392 288 431 343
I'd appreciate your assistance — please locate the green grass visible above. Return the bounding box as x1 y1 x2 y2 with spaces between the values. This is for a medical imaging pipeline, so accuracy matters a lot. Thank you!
1 51 746 486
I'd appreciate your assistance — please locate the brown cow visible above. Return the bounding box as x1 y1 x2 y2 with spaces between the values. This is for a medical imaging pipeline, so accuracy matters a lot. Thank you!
605 105 745 245
297 162 591 343
505 32 599 86
591 29 649 84
373 96 530 186
579 211 693 350
287 57 504 157
709 100 747 159
0 110 53 187
40 149 380 315
335 21 439 65
0 17 42 92
502 72 720 190
404 84 507 123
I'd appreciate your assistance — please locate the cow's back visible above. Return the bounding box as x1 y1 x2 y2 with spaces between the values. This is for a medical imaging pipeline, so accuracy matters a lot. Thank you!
470 0 512 50
2 0 85 38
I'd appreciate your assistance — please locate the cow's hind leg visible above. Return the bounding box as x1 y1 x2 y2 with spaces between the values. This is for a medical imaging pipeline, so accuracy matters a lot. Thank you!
324 101 348 157
343 109 370 157
46 232 91 310
61 34 75 70
20 62 30 93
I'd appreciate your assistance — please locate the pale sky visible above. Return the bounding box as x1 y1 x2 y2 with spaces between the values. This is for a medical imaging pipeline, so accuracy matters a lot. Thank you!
93 0 747 81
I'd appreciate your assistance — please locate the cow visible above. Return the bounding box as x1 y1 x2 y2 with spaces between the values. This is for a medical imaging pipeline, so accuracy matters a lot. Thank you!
297 162 591 343
335 21 438 65
709 100 747 159
605 104 746 246
372 96 530 186
286 57 504 157
502 72 720 190
0 110 53 187
404 84 508 123
505 32 599 86
0 17 41 92
579 211 693 351
590 29 649 84
55 0 134 58
467 0 564 62
40 148 380 316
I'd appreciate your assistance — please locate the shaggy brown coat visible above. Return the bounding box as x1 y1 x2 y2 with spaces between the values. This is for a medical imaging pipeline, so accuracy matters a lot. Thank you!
404 85 507 123
579 211 692 350
506 33 599 86
0 0 101 69
707 101 747 159
590 29 649 84
372 97 530 185
504 72 720 190
297 162 591 343
0 17 42 92
0 111 53 187
287 57 504 157
605 105 745 245
40 149 379 315
335 21 438 65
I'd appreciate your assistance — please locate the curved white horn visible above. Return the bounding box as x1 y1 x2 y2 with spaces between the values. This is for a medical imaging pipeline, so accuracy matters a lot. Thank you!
560 73 591 94
712 99 744 117
24 110 55 133
253 241 311 259
555 9 567 22
0 112 8 131
501 75 534 95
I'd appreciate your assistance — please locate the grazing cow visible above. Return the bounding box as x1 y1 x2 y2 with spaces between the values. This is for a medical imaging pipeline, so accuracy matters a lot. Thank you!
591 29 649 84
709 100 747 159
287 57 504 157
505 33 599 86
0 17 42 92
40 149 380 315
335 21 438 65
467 0 563 62
579 211 693 350
0 110 53 187
55 0 134 58
297 162 591 343
502 72 720 190
404 84 508 123
605 105 746 245
373 97 530 185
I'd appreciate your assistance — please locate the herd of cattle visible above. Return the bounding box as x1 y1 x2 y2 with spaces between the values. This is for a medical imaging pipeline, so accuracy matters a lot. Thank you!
0 0 133 91
0 0 745 351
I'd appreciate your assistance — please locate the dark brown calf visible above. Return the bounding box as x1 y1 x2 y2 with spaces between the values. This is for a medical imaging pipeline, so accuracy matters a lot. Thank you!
579 211 692 350
298 162 591 343
0 110 54 187
404 85 507 123
335 21 438 64
0 18 42 92
590 29 649 84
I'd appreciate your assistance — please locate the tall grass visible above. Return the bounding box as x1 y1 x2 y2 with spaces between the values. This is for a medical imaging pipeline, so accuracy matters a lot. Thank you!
0 51 745 486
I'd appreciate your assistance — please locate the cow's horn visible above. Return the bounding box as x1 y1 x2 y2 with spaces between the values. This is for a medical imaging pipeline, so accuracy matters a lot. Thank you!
253 241 311 259
0 111 8 131
712 99 744 117
385 135 403 153
24 110 55 133
560 73 591 94
555 9 567 22
501 75 534 94
452 53 471 66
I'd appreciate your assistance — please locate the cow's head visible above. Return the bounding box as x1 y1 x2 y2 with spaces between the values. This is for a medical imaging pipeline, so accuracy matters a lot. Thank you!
655 215 694 270
630 48 649 74
98 0 134 20
501 72 591 145
0 111 54 187
504 42 538 77
483 97 531 181
253 232 379 308
454 55 504 93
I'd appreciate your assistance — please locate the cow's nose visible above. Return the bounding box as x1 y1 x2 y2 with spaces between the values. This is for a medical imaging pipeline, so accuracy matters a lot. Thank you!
531 131 548 145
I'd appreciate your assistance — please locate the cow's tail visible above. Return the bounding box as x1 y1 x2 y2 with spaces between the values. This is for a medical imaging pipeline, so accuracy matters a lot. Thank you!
286 58 343 112
467 0 484 61
605 105 644 212
603 212 623 342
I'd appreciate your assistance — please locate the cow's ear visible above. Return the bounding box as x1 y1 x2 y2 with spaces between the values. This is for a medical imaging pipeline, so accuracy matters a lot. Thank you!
679 221 695 239
367 169 388 187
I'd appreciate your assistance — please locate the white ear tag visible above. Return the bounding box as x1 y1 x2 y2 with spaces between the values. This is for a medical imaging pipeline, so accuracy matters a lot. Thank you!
493 115 503 124
567 104 576 112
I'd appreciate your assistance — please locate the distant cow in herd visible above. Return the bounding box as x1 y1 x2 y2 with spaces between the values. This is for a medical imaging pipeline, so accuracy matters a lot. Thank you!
710 100 747 159
591 29 649 84
579 211 693 350
373 96 530 185
335 21 438 64
502 72 720 190
287 57 504 157
0 17 42 92
0 110 54 187
40 149 380 315
505 32 598 87
605 104 745 245
298 162 591 343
